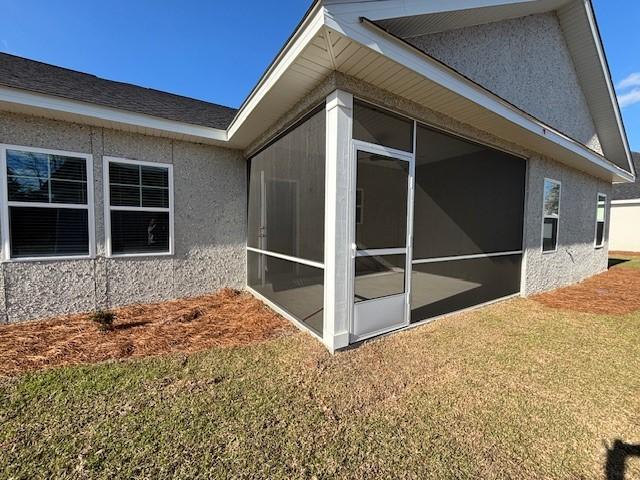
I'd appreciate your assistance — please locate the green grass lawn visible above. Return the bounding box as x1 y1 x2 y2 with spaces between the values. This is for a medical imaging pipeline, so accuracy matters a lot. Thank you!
2 298 640 479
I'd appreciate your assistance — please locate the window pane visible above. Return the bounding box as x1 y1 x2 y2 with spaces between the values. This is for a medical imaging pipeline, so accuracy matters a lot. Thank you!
356 152 408 250
596 222 605 247
111 211 170 254
141 165 169 187
543 180 560 216
247 250 324 336
542 217 558 252
413 125 526 259
7 177 49 202
247 107 325 263
6 150 48 178
109 162 139 185
353 101 414 152
110 185 140 207
9 206 89 258
51 180 87 204
50 156 86 181
597 195 606 222
411 255 521 322
355 254 405 303
141 187 169 208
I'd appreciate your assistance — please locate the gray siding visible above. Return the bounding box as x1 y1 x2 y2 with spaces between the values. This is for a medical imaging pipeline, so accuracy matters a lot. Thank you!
521 156 611 294
0 111 246 323
407 13 602 153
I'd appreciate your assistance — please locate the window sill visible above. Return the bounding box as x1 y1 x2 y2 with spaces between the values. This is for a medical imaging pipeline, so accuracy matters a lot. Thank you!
595 245 605 250
107 251 174 259
1 254 94 263
542 249 558 255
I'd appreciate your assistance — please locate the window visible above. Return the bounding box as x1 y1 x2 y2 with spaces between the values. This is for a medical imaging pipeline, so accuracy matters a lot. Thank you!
0 145 94 260
542 178 561 253
104 157 173 256
595 193 607 248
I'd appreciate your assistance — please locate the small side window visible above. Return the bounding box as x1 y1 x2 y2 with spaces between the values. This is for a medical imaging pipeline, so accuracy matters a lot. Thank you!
542 178 561 253
595 193 606 248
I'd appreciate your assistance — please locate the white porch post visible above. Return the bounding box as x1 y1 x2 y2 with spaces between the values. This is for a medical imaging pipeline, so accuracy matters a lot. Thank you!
323 89 353 352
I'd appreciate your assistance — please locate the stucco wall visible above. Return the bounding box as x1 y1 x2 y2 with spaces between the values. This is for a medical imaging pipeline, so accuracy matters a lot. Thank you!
609 202 640 252
0 111 246 323
521 156 611 295
407 13 603 154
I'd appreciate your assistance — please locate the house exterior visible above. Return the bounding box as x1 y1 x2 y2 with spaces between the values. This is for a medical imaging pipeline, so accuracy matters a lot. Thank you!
610 153 640 252
0 0 634 352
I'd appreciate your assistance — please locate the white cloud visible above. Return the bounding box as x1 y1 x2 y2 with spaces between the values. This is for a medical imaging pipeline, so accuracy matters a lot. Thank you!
618 88 640 108
617 72 640 91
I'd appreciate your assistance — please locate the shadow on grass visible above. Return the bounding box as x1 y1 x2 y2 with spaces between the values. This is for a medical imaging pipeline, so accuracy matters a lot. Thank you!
608 258 631 269
605 439 640 480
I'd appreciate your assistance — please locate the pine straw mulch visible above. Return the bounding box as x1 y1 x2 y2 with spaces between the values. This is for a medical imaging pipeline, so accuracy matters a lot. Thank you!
533 264 640 315
0 289 295 377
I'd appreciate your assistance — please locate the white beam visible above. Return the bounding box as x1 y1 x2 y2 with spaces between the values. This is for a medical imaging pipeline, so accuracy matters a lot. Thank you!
323 89 353 352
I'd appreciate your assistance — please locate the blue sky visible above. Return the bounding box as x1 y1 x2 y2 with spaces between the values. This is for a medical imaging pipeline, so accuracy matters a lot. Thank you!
0 0 638 150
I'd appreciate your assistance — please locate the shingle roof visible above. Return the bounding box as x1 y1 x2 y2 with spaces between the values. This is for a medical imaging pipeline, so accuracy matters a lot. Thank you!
613 152 640 200
0 53 237 129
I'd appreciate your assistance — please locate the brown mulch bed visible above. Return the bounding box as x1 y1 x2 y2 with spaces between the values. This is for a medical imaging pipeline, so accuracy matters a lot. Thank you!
0 289 294 377
533 267 640 315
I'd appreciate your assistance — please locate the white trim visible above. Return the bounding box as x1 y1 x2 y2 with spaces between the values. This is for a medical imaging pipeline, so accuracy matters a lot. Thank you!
247 247 324 270
0 86 228 144
412 250 523 264
351 139 413 161
226 4 325 139
103 156 174 258
0 143 95 262
594 191 607 249
322 15 633 183
541 177 561 254
611 198 640 206
582 0 635 177
323 89 354 352
246 285 324 342
356 247 406 257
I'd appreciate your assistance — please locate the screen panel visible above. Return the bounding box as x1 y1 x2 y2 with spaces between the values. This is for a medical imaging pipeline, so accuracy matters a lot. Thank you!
353 101 414 152
247 250 324 336
410 255 522 323
355 151 408 250
247 107 326 263
413 125 526 259
355 254 406 303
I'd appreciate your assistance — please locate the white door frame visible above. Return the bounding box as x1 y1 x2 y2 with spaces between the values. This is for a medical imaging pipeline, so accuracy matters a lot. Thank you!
349 139 416 342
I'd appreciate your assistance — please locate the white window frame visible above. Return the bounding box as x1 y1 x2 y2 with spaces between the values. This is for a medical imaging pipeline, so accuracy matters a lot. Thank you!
594 192 607 249
541 178 561 254
0 144 95 262
103 156 174 258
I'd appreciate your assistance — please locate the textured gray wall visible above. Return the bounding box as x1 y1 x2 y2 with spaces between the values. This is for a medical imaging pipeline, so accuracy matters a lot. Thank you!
408 13 602 153
330 73 611 296
521 156 611 295
0 111 246 323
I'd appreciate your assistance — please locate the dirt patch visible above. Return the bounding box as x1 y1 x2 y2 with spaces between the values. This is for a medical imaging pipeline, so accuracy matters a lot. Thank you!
0 289 294 376
533 266 640 315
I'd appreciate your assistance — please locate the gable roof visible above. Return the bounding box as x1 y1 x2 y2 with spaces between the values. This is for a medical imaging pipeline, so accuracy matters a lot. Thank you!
351 0 633 174
613 153 640 200
0 53 237 129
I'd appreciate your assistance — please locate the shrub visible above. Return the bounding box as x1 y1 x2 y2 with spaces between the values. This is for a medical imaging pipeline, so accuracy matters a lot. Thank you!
90 310 116 332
